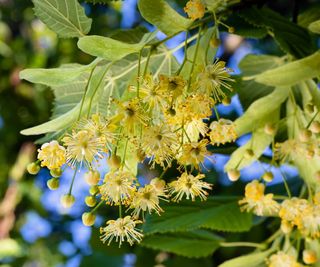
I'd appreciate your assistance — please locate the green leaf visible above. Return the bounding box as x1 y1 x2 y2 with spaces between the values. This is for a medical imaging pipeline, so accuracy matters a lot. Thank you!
143 199 252 235
218 250 273 267
254 51 320 87
77 35 145 61
21 42 179 136
239 54 284 77
235 88 289 135
298 4 320 28
19 63 95 87
32 0 92 38
240 7 314 58
309 20 320 34
140 230 223 258
138 0 192 36
224 125 277 171
84 0 111 4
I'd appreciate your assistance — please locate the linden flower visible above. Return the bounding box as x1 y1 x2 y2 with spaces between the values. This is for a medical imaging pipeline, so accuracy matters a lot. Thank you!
274 139 306 162
209 119 237 146
100 170 137 205
279 198 309 227
159 74 186 100
297 204 320 238
184 94 214 121
37 140 66 170
184 0 205 20
267 251 302 267
116 99 149 133
130 184 164 218
169 172 212 202
195 61 234 102
78 114 116 147
131 74 168 113
141 125 178 167
178 139 211 169
239 180 280 216
62 130 105 167
185 119 209 142
100 216 143 247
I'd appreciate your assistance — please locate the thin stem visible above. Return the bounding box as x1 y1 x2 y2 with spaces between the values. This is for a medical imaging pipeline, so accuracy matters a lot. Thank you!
143 47 153 77
91 200 104 213
220 242 266 249
213 105 220 120
176 31 189 75
87 62 114 118
78 67 95 120
119 203 123 218
137 49 143 98
68 166 79 195
187 24 203 92
306 110 319 129
279 166 292 198
121 137 129 168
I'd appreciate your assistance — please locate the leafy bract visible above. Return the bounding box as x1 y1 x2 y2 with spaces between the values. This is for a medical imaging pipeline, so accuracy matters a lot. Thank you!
254 51 320 87
142 198 252 235
218 250 273 267
138 0 192 36
235 88 289 136
141 230 223 258
309 20 320 34
77 31 157 61
32 0 92 38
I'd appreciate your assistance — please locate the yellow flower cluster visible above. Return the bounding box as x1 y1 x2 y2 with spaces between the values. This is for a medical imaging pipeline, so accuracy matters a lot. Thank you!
28 58 236 247
267 251 302 267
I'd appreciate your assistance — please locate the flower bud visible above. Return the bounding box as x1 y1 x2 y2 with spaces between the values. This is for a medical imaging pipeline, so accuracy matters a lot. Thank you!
280 220 292 234
107 155 121 170
89 185 99 195
264 123 277 135
47 178 59 190
228 27 235 33
85 195 97 207
222 96 231 106
262 172 274 182
299 129 312 142
314 170 320 181
310 121 320 134
244 149 254 159
306 103 315 114
60 194 75 208
151 178 166 192
84 170 100 186
303 250 318 264
227 169 240 182
210 37 221 48
82 212 96 226
27 162 40 175
50 168 62 178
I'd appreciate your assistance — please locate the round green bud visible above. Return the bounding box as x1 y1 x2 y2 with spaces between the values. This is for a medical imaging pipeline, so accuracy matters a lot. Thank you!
82 212 96 227
107 155 121 170
314 170 320 181
84 170 100 186
299 129 312 142
310 121 320 134
222 96 231 106
306 103 315 114
85 196 97 207
47 178 60 190
210 37 221 48
244 149 254 159
60 194 75 208
50 168 62 178
262 172 274 182
264 123 277 135
303 250 318 265
228 27 235 33
27 162 40 175
89 185 99 195
227 169 240 182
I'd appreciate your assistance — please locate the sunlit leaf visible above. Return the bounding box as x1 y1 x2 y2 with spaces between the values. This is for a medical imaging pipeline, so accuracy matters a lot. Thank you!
32 0 92 38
